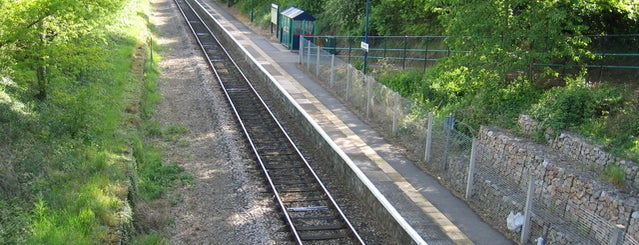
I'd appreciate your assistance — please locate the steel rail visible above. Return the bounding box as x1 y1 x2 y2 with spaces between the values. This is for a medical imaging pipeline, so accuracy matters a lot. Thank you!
173 0 365 243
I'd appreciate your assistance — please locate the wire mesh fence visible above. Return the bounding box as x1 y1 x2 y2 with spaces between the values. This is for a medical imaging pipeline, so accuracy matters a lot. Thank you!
310 34 639 82
299 38 639 244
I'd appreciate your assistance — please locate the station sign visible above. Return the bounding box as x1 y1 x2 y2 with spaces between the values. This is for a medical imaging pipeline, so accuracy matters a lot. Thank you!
360 42 369 52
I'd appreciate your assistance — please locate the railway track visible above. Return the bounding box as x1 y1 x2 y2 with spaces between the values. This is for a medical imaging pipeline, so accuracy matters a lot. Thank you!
173 0 365 243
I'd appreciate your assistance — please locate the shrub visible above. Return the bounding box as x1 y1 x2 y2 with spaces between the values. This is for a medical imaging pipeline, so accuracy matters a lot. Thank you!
529 82 624 132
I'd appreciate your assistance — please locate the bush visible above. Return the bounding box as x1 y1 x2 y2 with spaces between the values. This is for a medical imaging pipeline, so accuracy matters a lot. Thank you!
529 82 624 132
378 68 423 99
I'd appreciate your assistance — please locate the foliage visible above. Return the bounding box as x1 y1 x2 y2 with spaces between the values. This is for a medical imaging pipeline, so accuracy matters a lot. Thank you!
437 0 594 85
602 163 626 188
0 0 192 243
225 0 639 163
529 82 625 132
376 60 424 99
371 0 441 35
0 0 128 99
319 0 364 34
134 137 192 201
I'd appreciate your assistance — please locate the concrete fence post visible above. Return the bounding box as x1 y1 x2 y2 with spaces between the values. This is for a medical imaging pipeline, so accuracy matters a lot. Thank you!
391 92 399 135
299 37 304 64
424 112 434 162
316 44 321 76
366 76 372 119
521 175 535 244
465 138 478 199
330 54 335 88
443 115 455 170
306 40 311 70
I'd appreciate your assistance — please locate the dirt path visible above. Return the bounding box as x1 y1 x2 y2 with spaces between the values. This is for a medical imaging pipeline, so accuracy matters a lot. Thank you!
145 0 288 243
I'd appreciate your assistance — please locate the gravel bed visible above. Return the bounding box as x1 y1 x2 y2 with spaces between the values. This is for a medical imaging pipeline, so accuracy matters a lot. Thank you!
149 0 289 244
147 0 393 243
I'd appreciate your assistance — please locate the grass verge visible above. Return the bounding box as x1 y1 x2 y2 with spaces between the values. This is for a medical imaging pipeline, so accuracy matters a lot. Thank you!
0 0 189 243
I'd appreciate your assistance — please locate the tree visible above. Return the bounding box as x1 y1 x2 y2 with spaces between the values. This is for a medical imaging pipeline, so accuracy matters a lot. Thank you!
0 0 126 100
371 0 441 35
319 0 365 34
437 0 592 83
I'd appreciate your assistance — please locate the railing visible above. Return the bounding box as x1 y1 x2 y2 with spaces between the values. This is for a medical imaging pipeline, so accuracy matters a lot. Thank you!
299 38 639 244
309 34 639 81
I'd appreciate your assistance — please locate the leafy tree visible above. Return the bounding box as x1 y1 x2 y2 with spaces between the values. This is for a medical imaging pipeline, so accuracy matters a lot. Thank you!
577 0 639 34
371 0 441 35
319 0 364 34
0 0 126 100
437 0 593 83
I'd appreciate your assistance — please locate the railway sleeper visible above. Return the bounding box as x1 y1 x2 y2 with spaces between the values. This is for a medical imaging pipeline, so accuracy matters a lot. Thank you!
259 151 296 157
298 232 348 241
291 215 339 222
264 167 303 172
296 224 347 232
276 182 318 189
279 192 325 198
280 195 326 203
257 146 293 151
270 178 312 185
224 88 248 92
287 205 329 212
277 186 320 193
262 161 305 168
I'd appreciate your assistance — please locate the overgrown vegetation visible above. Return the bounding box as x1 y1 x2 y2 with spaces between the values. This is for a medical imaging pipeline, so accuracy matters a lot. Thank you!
0 0 186 243
228 0 638 163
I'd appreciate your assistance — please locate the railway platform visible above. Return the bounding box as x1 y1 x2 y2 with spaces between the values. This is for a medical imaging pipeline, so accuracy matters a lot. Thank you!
197 1 515 244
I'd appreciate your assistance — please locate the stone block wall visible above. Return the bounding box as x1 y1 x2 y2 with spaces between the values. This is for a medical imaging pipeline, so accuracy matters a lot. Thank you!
518 114 639 190
478 125 639 244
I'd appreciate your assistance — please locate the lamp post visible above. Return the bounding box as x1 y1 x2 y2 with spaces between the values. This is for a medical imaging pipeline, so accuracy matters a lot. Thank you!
363 0 371 75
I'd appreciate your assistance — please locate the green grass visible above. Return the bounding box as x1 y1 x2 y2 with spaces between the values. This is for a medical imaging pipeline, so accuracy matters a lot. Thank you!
602 163 626 188
0 0 190 243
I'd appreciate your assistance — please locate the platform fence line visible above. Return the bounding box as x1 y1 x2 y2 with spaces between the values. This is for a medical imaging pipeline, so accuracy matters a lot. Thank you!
310 35 639 83
299 38 639 245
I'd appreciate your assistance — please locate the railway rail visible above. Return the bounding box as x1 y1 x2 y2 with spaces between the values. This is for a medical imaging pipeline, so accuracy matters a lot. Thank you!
173 0 366 243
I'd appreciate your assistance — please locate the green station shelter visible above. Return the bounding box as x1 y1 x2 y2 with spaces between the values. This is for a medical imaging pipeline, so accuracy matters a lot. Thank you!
279 7 316 50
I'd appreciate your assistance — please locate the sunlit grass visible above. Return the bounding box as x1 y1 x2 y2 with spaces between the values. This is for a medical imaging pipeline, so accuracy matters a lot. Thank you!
8 0 154 243
0 0 191 242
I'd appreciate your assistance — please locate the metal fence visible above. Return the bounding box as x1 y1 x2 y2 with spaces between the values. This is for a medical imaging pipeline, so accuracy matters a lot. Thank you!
310 34 639 82
299 38 639 244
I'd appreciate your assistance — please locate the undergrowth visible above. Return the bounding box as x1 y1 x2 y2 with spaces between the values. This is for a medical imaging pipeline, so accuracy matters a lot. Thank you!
0 0 187 243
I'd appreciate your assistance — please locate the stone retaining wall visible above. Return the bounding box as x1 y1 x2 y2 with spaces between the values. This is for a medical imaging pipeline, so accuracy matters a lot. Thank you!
518 114 639 190
477 124 639 244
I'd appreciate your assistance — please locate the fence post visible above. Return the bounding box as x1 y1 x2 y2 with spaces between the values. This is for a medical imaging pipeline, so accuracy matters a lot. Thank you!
423 37 429 73
443 115 455 170
346 65 352 98
391 92 399 135
316 43 321 76
609 224 626 245
424 112 434 162
330 54 335 88
306 40 311 70
366 75 372 119
521 175 535 244
402 36 408 69
299 37 304 64
465 139 478 199
348 36 352 64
